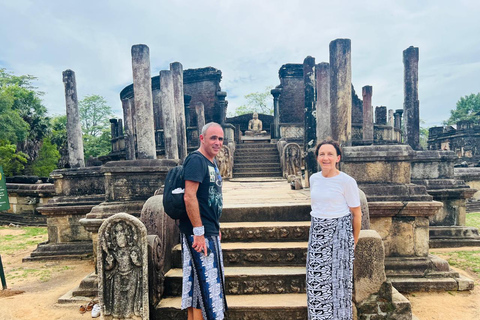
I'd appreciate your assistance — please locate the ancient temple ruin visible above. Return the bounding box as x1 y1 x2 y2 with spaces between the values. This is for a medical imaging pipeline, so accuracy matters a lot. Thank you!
4 38 479 320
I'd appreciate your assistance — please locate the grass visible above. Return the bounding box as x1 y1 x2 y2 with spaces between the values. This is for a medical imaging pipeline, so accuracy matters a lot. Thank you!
0 226 47 255
466 212 480 229
430 212 480 282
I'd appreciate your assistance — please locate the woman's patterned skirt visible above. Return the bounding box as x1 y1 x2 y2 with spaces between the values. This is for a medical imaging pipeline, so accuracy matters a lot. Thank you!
306 214 354 320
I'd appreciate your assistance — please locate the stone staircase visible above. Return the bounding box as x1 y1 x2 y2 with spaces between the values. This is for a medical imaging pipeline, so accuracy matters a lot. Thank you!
233 143 283 178
155 203 312 319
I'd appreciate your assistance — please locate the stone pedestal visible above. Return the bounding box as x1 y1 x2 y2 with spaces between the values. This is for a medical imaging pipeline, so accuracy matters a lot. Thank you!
6 183 55 215
25 167 105 261
342 145 473 292
73 159 179 299
412 150 479 247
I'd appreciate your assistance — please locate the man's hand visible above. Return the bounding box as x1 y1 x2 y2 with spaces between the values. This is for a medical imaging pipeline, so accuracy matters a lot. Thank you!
193 235 208 256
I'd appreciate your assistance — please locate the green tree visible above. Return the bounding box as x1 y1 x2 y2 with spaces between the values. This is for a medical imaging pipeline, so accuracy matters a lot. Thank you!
0 69 50 165
79 95 113 137
0 141 28 176
30 138 60 177
445 93 480 125
419 119 429 149
231 87 274 116
79 95 113 158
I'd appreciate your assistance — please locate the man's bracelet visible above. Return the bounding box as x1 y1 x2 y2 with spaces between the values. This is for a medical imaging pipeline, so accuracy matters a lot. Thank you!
193 226 205 236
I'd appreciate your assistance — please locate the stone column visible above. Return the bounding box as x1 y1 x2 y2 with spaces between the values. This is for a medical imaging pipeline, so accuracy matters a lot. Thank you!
362 86 373 142
195 102 206 137
170 62 187 160
122 98 136 160
394 109 403 130
159 70 179 159
329 39 352 146
184 95 192 127
217 91 227 125
388 109 394 127
303 56 317 180
131 44 156 159
62 69 85 168
271 87 282 139
375 106 387 125
316 62 331 141
403 46 420 150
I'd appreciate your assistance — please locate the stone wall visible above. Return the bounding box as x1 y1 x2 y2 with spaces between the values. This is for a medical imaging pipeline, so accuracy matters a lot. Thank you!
278 64 304 124
6 183 55 214
428 119 480 163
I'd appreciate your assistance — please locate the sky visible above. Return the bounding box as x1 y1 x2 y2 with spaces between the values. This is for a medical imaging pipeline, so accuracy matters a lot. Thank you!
1 0 479 128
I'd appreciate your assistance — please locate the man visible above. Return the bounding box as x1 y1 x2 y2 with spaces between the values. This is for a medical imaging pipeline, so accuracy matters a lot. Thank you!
179 122 227 320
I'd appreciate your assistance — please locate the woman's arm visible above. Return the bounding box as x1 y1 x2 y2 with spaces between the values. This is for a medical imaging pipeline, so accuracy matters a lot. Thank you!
350 206 362 246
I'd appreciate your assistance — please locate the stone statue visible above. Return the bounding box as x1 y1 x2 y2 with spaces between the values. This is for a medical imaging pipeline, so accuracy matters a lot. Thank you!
284 143 302 178
245 112 267 136
98 213 149 320
216 145 232 179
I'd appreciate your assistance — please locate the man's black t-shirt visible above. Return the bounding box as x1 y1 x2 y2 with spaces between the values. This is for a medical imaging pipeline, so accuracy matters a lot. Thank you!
179 151 223 236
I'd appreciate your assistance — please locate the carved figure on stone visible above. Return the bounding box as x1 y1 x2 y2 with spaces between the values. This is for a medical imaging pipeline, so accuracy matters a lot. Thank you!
216 145 232 179
245 112 267 136
98 213 148 320
284 143 302 178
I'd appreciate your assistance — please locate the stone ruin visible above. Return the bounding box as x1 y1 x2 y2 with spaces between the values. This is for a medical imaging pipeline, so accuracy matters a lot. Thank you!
3 39 479 320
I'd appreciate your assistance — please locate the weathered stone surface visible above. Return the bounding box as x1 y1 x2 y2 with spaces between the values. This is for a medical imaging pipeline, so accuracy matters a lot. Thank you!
194 101 205 138
98 213 149 319
359 189 370 229
159 70 179 159
329 38 352 145
283 143 302 177
170 62 187 160
62 69 85 168
121 98 136 160
316 62 331 141
278 64 304 124
375 106 387 125
217 145 233 179
271 87 282 139
362 86 373 142
131 44 156 159
403 46 420 150
354 230 386 303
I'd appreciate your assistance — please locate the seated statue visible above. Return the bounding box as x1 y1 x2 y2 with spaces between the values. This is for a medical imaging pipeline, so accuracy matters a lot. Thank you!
245 112 267 136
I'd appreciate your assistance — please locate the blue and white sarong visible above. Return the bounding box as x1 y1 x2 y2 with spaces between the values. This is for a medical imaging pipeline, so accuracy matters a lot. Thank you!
181 233 227 320
306 214 354 320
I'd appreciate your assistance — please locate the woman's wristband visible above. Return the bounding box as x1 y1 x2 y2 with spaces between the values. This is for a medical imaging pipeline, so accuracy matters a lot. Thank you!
193 226 205 236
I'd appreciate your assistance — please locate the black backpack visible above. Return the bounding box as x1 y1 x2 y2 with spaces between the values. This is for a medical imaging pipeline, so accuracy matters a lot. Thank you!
162 153 195 219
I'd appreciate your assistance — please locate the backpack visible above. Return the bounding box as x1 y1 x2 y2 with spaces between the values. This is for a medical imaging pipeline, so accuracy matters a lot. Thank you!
162 152 195 219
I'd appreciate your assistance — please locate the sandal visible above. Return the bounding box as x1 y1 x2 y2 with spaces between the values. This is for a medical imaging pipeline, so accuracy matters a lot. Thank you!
86 301 95 311
79 305 86 314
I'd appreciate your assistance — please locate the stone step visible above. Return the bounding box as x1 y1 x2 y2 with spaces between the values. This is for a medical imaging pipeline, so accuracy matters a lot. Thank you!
23 241 93 262
155 293 307 320
233 162 281 169
221 203 311 222
236 144 277 150
233 169 282 175
429 238 480 248
220 221 310 242
233 165 281 171
389 276 473 293
172 242 308 268
234 154 280 161
232 172 283 178
164 266 307 296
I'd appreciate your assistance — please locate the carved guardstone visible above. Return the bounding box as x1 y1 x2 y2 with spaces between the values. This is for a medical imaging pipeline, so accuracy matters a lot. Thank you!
98 213 149 320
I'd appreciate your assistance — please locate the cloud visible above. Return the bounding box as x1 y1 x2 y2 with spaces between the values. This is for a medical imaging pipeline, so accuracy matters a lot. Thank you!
0 0 479 128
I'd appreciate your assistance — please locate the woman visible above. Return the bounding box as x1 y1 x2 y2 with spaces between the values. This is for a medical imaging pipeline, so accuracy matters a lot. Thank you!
307 139 362 320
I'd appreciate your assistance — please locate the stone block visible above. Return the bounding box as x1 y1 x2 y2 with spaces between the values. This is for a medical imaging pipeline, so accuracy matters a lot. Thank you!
354 230 386 303
456 274 475 291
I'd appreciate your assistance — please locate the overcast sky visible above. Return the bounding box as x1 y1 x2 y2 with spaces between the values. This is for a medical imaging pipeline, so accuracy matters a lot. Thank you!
1 0 479 128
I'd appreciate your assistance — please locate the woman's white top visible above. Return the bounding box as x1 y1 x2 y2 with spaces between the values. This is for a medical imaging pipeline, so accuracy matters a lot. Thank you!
309 171 360 219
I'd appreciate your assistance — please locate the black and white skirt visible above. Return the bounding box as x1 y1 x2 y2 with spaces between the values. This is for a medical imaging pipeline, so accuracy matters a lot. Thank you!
306 214 354 320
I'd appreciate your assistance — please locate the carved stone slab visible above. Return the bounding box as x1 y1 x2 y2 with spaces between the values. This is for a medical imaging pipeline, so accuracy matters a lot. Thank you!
98 213 149 319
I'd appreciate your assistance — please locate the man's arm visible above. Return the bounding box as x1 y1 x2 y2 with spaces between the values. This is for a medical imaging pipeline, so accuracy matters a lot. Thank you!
184 179 208 256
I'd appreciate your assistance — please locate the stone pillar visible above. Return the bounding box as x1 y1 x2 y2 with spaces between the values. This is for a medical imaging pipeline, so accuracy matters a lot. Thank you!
110 119 117 140
403 46 420 150
131 44 156 159
388 109 394 127
271 87 282 139
184 95 192 127
170 62 187 160
329 39 352 146
394 109 403 129
303 56 317 181
62 69 85 168
217 91 227 125
195 102 206 136
375 106 387 125
122 98 136 160
316 62 331 141
362 86 373 142
159 70 179 159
